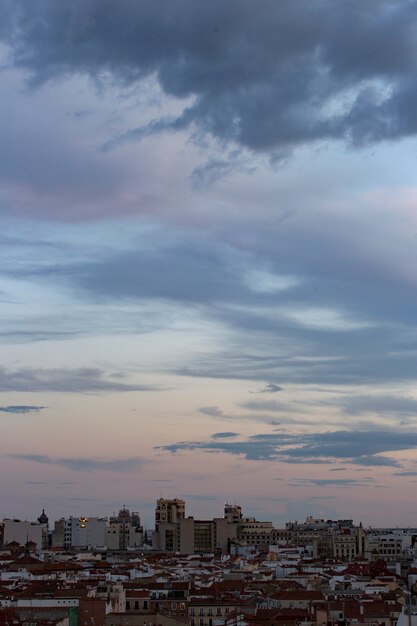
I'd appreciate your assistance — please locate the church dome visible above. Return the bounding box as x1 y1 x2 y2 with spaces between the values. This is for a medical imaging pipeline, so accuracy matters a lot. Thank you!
38 509 48 525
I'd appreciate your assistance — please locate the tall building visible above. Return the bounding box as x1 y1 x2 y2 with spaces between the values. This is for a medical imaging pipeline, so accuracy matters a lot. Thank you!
153 499 238 553
106 507 143 550
224 503 242 524
155 498 185 529
153 498 186 551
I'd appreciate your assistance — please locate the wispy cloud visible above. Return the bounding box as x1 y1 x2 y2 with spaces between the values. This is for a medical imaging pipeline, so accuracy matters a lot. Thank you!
0 405 46 414
335 394 417 418
250 383 284 394
241 400 295 413
395 471 417 476
291 478 373 488
199 406 224 418
212 432 240 439
9 454 144 473
0 367 157 393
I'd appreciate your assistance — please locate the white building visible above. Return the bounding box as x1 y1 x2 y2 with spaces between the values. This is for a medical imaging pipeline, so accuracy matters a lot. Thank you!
62 516 107 548
3 519 47 550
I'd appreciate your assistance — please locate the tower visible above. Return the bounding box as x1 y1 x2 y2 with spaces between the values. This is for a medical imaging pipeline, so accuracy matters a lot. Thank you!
155 498 185 532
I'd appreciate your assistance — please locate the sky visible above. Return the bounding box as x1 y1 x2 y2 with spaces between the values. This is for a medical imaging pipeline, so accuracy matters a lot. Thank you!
1 0 417 529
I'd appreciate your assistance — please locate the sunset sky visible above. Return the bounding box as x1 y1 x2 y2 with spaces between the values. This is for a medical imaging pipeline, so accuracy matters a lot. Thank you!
1 0 417 528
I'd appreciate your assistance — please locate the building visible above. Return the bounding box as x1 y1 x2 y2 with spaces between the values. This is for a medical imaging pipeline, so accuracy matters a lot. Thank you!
155 498 186 528
224 503 242 524
153 498 186 550
3 517 48 550
52 516 107 548
106 507 143 550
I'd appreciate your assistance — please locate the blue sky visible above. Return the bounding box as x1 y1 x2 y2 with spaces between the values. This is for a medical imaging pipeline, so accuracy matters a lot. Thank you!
1 0 417 527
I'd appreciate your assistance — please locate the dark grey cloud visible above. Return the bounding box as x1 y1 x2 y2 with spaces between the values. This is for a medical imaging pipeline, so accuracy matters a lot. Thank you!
159 428 417 465
0 405 46 414
9 454 143 473
158 436 292 461
282 430 413 461
250 383 284 394
0 366 156 393
3 1 417 158
212 432 239 439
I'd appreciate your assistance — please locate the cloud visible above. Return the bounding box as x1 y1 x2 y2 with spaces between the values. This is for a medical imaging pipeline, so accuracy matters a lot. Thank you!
6 224 417 394
335 394 417 417
282 458 332 465
198 404 292 425
0 366 157 393
0 405 46 414
199 406 224 418
159 428 417 465
250 383 284 394
212 432 240 439
24 481 49 485
241 400 295 413
349 455 401 467
282 430 413 461
395 471 417 476
3 0 417 160
158 437 288 461
9 454 144 473
291 478 373 487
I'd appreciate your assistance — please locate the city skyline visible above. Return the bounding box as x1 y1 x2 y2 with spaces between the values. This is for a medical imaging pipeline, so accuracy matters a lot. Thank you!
1 1 417 526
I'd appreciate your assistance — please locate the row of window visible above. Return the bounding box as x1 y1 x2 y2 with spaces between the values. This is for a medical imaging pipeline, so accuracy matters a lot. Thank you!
125 600 149 610
190 607 230 616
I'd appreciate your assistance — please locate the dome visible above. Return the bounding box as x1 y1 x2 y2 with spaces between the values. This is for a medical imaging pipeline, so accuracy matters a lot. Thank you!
118 506 130 520
38 509 49 525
